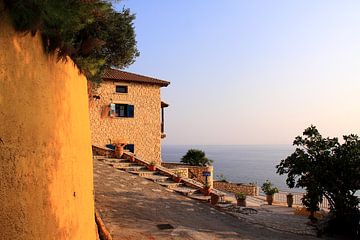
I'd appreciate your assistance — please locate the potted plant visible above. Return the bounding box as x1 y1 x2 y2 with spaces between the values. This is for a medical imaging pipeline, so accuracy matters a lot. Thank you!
210 194 220 205
172 171 182 183
235 192 247 207
148 161 156 171
129 154 136 163
261 180 279 205
286 193 294 208
202 182 212 196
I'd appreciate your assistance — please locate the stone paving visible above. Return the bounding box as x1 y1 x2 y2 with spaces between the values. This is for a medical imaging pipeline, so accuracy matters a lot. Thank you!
217 204 317 236
94 159 338 240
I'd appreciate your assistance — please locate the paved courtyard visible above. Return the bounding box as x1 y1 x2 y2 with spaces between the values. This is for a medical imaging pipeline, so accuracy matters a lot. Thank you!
94 159 336 240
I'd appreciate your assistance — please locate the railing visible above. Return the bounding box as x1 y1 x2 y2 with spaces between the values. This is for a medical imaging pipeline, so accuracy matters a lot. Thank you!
273 191 330 209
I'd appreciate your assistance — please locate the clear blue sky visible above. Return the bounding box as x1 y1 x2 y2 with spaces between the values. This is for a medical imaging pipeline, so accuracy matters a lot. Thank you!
115 1 360 145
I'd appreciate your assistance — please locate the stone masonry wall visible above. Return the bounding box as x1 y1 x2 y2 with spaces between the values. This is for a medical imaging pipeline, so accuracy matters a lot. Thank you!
188 165 213 187
213 181 259 196
161 163 213 187
89 81 162 163
160 163 188 178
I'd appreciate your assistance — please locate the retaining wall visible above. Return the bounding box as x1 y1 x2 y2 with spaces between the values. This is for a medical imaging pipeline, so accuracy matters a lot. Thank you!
161 163 213 187
213 181 259 196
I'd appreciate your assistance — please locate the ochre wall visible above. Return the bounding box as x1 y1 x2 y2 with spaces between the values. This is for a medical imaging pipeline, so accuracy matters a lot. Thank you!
0 12 96 239
89 81 162 163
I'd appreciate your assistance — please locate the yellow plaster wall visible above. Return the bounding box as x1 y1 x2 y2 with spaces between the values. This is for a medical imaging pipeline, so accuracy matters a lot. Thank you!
89 81 162 163
0 12 96 240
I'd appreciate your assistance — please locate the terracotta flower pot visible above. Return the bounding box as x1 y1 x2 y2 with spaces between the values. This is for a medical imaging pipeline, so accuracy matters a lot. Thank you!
114 145 124 159
237 199 246 207
287 194 294 208
266 195 274 205
148 165 156 171
173 176 181 183
202 187 211 196
211 194 220 205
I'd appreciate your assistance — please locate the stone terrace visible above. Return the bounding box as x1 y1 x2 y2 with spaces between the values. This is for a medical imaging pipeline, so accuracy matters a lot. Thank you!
93 158 336 240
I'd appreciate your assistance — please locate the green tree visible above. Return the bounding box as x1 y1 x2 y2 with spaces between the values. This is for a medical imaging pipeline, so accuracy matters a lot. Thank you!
4 0 139 83
276 125 360 235
181 149 213 167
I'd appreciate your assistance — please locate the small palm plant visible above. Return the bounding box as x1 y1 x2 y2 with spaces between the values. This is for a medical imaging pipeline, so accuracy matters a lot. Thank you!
181 149 213 166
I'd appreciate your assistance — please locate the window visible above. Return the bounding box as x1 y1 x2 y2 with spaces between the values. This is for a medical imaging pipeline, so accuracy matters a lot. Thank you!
105 143 134 153
124 144 135 153
116 104 126 117
110 103 134 118
116 85 128 93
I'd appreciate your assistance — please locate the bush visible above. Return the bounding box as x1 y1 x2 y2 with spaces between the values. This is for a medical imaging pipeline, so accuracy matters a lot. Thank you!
276 125 360 236
4 0 139 83
181 149 213 167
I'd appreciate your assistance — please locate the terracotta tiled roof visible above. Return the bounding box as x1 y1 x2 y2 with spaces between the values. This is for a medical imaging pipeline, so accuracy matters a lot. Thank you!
103 69 170 87
161 101 169 108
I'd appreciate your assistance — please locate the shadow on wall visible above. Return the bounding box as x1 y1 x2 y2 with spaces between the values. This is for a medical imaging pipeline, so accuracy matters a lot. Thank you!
0 9 96 240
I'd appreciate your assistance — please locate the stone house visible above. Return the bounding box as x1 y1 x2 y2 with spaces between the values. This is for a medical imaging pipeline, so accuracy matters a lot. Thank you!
89 69 170 163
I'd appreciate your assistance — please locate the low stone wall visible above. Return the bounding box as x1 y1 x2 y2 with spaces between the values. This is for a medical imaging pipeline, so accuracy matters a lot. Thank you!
161 163 213 187
188 165 213 187
171 168 189 178
213 181 259 196
161 163 188 178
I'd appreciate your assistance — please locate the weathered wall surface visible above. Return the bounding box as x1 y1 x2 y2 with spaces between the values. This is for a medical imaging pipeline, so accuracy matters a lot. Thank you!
161 163 213 187
160 163 189 178
213 181 259 196
0 12 96 240
89 81 162 163
188 165 214 187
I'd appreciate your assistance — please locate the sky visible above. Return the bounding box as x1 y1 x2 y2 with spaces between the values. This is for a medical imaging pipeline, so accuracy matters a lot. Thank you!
115 1 360 145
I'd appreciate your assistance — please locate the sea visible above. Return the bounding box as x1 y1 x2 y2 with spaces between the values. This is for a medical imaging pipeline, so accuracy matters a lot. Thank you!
162 145 360 197
162 145 296 192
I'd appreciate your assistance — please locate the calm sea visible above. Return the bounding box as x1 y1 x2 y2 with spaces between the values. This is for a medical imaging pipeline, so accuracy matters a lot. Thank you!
162 145 360 197
162 145 296 192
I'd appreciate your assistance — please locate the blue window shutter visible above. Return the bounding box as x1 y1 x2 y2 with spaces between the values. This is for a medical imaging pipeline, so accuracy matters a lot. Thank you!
127 105 134 118
106 144 115 150
124 144 135 153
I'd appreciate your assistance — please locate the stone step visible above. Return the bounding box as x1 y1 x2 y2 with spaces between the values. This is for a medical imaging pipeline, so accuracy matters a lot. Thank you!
116 165 146 172
111 162 137 168
143 174 171 182
188 193 211 202
128 170 157 177
172 186 199 196
108 162 132 168
101 158 128 164
158 180 183 189
211 188 227 197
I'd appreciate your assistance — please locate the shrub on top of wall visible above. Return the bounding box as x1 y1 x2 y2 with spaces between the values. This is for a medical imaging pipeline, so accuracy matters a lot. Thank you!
3 0 139 83
181 149 213 167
